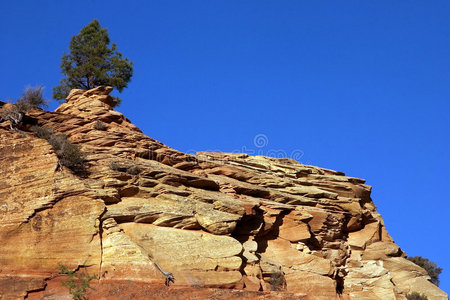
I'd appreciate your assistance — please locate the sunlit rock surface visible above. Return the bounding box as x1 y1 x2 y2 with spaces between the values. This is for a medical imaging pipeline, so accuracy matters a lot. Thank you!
0 88 447 299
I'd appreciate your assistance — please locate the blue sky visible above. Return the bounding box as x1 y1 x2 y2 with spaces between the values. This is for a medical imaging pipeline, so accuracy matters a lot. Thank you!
1 0 449 293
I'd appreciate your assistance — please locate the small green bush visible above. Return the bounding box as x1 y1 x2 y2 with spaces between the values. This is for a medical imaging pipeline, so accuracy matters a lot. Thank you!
49 134 85 170
269 272 285 291
58 263 97 300
126 165 140 175
407 256 442 286
109 160 140 175
32 126 53 140
33 126 86 171
109 161 121 171
93 120 107 131
406 292 429 300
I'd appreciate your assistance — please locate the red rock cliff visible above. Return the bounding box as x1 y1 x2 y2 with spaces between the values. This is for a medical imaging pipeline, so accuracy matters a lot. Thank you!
0 87 447 299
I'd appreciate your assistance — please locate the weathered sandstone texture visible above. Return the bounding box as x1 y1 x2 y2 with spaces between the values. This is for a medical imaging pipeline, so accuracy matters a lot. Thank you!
0 87 447 299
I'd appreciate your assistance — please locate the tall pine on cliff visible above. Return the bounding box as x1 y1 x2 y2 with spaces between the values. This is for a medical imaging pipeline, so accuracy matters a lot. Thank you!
53 19 133 106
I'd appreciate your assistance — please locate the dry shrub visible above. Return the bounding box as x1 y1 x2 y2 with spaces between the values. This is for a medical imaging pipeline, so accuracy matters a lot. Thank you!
126 165 140 175
16 86 48 112
406 292 428 300
269 272 285 291
109 160 140 175
32 126 53 140
407 256 442 286
0 103 23 126
1 86 47 129
93 120 107 131
109 161 121 171
33 126 86 171
49 134 85 170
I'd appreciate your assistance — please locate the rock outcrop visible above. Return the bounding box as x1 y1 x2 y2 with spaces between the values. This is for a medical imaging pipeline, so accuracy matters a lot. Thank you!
0 87 447 299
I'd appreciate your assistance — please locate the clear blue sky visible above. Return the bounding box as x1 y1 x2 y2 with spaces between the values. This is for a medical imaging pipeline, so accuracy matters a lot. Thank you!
1 0 449 293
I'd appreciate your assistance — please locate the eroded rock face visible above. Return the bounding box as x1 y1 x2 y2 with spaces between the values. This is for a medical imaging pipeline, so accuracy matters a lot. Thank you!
0 87 447 300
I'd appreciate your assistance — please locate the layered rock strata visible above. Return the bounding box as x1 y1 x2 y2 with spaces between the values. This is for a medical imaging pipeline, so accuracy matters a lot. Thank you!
0 87 447 299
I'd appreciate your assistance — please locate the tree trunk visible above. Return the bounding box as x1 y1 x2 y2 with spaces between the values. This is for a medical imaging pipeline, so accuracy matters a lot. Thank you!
88 75 95 89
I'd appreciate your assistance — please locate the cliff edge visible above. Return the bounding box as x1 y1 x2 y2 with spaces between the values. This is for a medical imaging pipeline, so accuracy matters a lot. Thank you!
0 87 447 299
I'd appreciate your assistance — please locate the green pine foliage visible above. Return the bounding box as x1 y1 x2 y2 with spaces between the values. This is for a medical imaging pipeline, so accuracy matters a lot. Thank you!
53 19 133 106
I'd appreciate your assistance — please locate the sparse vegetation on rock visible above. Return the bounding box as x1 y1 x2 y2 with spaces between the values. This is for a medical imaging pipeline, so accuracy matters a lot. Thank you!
93 120 107 131
406 291 429 300
269 272 285 291
58 263 97 300
32 126 86 171
407 256 442 286
50 134 86 170
16 85 48 112
0 86 47 129
0 103 22 129
109 160 140 175
108 160 121 171
33 125 53 140
126 165 140 175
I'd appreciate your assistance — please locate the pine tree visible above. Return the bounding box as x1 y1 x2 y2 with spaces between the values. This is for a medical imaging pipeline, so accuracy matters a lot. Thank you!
53 20 133 106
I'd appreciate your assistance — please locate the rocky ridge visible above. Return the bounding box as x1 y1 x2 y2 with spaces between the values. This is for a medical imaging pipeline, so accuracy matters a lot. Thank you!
0 87 447 299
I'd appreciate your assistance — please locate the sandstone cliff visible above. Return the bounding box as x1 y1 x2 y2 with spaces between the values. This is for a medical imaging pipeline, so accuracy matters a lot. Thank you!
0 87 447 300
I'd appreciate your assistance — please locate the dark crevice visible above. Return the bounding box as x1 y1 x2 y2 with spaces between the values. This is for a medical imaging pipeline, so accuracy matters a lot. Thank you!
24 281 48 299
335 275 344 294
233 186 271 199
259 209 291 241
98 208 106 278
110 216 135 224
23 269 67 299
232 207 291 255
306 231 322 251
231 206 265 288
231 207 265 239
23 190 86 224
23 201 58 223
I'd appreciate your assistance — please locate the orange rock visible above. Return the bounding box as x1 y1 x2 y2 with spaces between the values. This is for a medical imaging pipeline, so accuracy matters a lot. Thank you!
278 211 311 242
0 87 446 299
284 271 338 299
